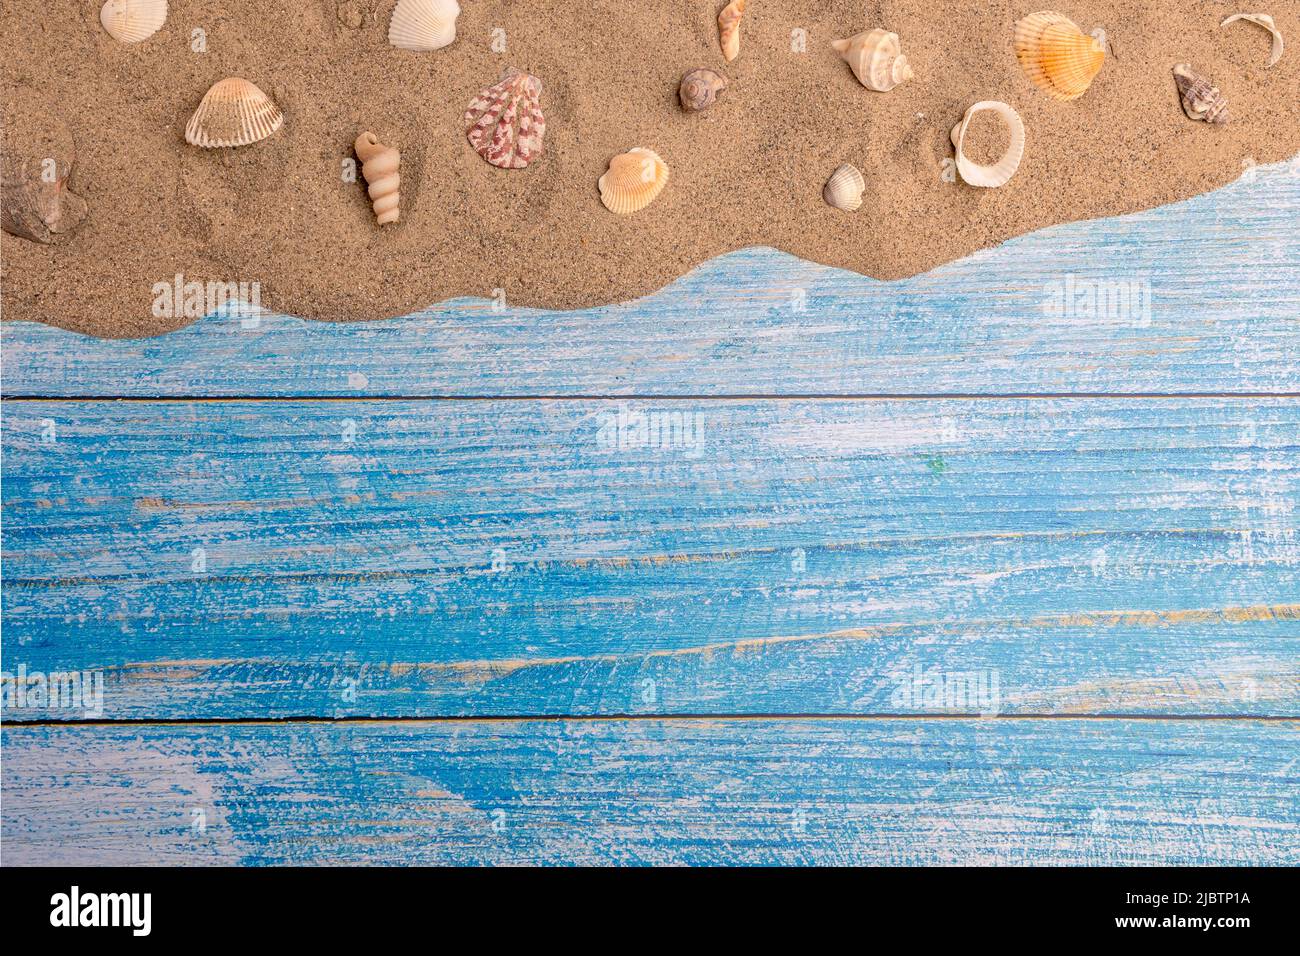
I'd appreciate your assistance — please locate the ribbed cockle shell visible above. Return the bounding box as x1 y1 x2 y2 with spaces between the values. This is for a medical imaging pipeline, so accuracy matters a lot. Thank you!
185 78 284 148
355 132 401 225
832 29 914 92
1173 64 1230 124
822 164 865 212
1014 11 1105 101
598 148 670 215
950 101 1026 189
100 0 168 44
718 0 745 63
388 0 460 52
464 68 546 169
679 68 728 112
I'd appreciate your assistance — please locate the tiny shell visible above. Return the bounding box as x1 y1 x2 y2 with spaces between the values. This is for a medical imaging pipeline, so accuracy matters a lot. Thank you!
388 0 460 52
99 0 167 44
1014 11 1105 101
718 0 746 63
831 29 914 92
185 78 284 148
679 68 728 111
355 132 401 225
822 164 865 212
949 101 1026 188
598 147 669 214
464 68 546 169
1221 13 1284 68
1173 64 1229 124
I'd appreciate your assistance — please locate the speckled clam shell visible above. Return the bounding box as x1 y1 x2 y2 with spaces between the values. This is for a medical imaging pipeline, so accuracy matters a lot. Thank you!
464 68 546 169
679 68 728 112
831 29 914 92
822 164 865 211
598 147 669 215
1221 14 1284 68
1014 11 1105 101
99 0 167 44
1173 64 1230 125
718 0 746 62
184 78 284 148
949 101 1026 188
388 0 460 52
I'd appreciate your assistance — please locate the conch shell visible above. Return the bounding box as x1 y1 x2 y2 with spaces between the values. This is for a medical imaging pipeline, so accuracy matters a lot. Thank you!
99 0 167 44
1014 11 1105 101
1221 14 1284 68
718 0 745 63
1172 64 1229 124
598 147 669 215
464 68 546 169
679 68 728 112
355 132 401 225
822 164 865 212
1 103 87 244
949 101 1026 189
185 78 284 148
388 0 460 52
832 29 914 92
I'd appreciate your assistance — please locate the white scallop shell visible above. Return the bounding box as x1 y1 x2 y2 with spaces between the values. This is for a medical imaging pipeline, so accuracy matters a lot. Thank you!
1221 13 1285 68
99 0 168 44
949 101 1025 189
389 0 460 51
823 164 865 211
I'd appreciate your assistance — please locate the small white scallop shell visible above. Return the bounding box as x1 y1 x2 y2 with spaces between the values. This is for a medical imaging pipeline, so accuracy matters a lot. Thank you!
822 164 865 211
389 0 460 52
949 101 1026 189
99 0 168 44
1221 13 1284 68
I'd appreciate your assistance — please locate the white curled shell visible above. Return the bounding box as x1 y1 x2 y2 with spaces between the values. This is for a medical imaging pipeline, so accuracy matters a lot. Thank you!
1221 13 1284 68
389 0 460 52
949 101 1025 188
99 0 168 44
831 29 914 92
822 164 865 211
185 78 284 148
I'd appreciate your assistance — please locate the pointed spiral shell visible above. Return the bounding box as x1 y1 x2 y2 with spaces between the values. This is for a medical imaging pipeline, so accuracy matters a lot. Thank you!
355 132 401 225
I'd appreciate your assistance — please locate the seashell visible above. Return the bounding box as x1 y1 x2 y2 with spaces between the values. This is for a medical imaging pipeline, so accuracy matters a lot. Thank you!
831 29 914 92
464 68 546 169
949 101 1026 188
388 0 460 52
1172 64 1229 125
185 78 284 148
1 152 87 245
598 147 669 215
1221 13 1284 68
822 163 865 212
1014 11 1105 101
355 132 401 225
679 68 728 112
718 0 745 63
99 0 167 44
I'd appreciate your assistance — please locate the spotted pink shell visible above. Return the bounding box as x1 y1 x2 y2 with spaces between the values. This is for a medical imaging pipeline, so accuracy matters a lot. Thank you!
464 68 545 169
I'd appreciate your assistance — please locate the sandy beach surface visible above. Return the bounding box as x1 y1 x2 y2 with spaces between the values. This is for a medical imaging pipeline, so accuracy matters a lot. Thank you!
2 1 1298 337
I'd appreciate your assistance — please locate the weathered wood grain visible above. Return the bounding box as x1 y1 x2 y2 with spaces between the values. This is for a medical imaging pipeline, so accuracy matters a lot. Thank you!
4 718 1296 865
2 159 1298 398
4 397 1296 719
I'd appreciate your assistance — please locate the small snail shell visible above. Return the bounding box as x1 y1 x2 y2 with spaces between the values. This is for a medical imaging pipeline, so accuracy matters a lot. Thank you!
354 131 401 225
679 68 727 112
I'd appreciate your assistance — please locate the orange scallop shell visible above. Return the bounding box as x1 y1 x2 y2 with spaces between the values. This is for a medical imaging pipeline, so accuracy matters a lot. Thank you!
1014 11 1105 101
598 148 669 215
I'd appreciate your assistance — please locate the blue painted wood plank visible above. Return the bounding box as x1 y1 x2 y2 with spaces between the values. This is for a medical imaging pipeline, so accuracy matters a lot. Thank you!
3 718 1296 865
3 159 1298 398
4 397 1296 719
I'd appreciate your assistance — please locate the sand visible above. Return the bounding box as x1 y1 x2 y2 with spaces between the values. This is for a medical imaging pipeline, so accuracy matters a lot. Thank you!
2 1 1298 338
